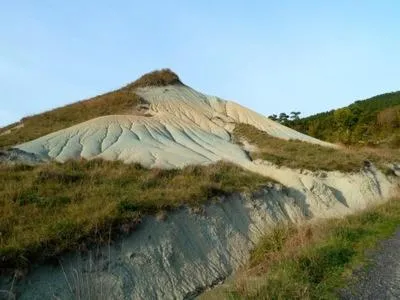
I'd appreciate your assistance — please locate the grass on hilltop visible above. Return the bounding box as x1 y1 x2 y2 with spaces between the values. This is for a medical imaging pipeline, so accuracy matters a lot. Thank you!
0 159 272 269
204 197 400 299
124 68 183 89
233 123 400 173
0 69 182 149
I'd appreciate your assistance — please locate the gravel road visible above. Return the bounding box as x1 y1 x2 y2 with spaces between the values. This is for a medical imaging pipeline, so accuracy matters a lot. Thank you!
341 228 400 300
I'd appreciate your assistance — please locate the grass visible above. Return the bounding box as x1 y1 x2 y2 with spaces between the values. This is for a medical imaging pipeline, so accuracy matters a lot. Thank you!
233 123 400 172
0 159 272 269
0 69 182 149
124 68 183 89
223 197 400 299
0 90 143 148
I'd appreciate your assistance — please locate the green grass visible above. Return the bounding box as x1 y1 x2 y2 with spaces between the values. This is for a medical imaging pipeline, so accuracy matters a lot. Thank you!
233 123 400 172
0 69 182 149
225 197 400 299
0 159 272 269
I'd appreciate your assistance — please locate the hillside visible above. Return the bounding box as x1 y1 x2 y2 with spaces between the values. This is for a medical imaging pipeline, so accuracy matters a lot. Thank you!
0 69 336 268
0 69 182 149
1 69 399 299
286 91 400 147
3 70 334 168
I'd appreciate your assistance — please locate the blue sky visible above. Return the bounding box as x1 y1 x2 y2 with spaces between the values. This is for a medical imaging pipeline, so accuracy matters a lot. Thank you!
1 1 400 127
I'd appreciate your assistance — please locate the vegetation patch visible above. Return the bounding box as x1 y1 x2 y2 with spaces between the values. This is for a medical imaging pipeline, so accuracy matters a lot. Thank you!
213 197 400 299
0 159 272 269
233 123 400 172
125 68 183 89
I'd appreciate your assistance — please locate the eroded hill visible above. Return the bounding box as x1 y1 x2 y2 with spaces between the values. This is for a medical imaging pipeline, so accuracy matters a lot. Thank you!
1 69 399 299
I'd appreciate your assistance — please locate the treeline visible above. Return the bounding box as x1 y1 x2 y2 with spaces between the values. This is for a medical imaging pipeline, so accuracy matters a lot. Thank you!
269 91 400 147
268 111 301 123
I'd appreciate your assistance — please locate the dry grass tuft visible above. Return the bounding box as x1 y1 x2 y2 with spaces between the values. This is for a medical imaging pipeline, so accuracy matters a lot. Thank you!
125 68 183 89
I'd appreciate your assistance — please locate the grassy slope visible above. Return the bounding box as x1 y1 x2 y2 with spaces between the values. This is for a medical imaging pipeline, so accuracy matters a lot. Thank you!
287 91 400 147
0 159 272 269
207 197 400 299
233 123 400 172
0 69 182 149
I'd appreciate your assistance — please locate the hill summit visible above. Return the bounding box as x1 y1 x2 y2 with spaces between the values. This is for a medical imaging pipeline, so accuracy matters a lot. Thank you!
0 69 183 148
124 68 183 89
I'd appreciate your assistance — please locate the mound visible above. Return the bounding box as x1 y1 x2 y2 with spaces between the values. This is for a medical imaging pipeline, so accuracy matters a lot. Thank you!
0 69 183 148
13 83 334 168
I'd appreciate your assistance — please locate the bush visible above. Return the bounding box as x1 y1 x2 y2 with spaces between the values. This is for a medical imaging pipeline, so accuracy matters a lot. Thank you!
299 244 355 284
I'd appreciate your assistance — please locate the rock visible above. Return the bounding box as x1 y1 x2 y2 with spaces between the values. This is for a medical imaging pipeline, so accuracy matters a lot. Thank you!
0 148 43 165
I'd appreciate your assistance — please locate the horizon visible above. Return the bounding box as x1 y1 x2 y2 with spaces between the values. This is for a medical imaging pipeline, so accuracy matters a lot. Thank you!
1 1 400 127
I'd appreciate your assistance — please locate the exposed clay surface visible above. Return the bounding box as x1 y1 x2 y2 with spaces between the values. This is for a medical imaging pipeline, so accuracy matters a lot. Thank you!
15 85 334 168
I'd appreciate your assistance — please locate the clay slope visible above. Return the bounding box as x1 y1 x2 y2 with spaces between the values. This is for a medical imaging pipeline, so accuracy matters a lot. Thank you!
15 85 334 168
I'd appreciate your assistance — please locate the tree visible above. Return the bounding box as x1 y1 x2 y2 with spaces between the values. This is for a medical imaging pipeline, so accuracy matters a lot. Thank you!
290 111 301 121
278 113 289 124
268 114 278 121
333 108 355 128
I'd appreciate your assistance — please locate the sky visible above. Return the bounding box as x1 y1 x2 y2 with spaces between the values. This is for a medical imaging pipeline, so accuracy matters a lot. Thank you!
1 1 400 127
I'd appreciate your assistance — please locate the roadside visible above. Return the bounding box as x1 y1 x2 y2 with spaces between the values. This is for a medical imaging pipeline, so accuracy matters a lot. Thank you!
341 228 400 300
205 197 400 299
